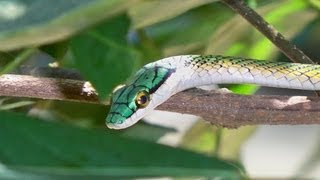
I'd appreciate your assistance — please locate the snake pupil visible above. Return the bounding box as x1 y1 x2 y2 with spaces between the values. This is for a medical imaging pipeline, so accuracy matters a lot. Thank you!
139 95 147 104
135 91 150 108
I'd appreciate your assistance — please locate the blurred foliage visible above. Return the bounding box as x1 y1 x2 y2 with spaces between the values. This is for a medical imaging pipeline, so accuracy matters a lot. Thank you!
0 0 319 178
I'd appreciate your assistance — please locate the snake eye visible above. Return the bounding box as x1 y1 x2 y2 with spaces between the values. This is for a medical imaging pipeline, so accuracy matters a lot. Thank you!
135 90 150 108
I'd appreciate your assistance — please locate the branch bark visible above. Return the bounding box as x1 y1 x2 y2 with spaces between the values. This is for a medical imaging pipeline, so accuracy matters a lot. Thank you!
1 74 319 128
159 89 320 128
221 0 314 64
0 74 98 103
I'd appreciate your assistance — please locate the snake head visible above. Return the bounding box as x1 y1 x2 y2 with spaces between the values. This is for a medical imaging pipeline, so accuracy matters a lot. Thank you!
106 64 176 129
106 84 151 129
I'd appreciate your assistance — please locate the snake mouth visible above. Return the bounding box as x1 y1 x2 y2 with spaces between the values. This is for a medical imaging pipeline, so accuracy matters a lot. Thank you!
106 115 139 130
106 122 125 129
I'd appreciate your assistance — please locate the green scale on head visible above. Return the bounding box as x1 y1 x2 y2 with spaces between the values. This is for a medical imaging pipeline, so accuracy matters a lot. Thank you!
106 64 176 129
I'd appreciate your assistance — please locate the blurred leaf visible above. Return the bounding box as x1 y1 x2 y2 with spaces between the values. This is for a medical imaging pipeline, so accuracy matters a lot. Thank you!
218 127 256 160
71 14 141 100
35 100 174 142
133 29 163 64
0 111 244 178
227 84 258 95
180 121 217 155
294 134 320 178
309 0 320 9
0 100 35 110
129 0 217 29
0 48 36 75
0 51 15 66
181 122 255 161
40 40 69 60
122 122 176 142
205 0 314 57
0 0 139 51
38 101 107 127
248 0 315 59
145 4 232 56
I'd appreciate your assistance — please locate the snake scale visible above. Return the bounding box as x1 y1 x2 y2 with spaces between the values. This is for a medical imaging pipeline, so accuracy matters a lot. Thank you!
106 55 320 129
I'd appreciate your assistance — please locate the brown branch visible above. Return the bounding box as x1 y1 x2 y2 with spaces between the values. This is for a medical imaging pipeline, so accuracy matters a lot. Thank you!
221 0 314 64
0 74 98 103
1 74 320 128
159 89 320 128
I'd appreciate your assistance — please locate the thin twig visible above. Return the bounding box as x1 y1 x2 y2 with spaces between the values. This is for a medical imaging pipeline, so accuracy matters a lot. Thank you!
0 74 319 128
221 0 314 64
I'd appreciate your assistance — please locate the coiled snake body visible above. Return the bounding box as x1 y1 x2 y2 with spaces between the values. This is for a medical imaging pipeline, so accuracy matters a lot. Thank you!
106 55 320 129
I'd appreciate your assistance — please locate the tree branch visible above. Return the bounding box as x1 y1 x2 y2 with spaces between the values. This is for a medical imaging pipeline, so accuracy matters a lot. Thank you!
1 74 319 128
0 74 98 103
159 89 320 128
221 0 314 64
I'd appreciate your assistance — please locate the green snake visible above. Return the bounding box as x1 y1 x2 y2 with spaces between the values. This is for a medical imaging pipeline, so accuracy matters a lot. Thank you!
106 55 320 129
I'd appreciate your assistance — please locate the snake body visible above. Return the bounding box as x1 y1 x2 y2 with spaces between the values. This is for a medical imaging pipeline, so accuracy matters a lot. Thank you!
106 55 320 129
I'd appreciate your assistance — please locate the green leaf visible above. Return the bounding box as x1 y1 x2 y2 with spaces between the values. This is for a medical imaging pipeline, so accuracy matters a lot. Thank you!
0 48 36 75
248 0 312 59
40 40 69 60
70 14 141 100
129 0 217 29
0 0 138 51
218 127 256 160
144 4 232 56
0 111 244 178
0 100 35 110
205 0 312 57
180 121 218 155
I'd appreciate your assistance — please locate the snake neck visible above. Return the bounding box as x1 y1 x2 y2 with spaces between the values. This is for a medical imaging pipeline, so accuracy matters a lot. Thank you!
155 55 320 92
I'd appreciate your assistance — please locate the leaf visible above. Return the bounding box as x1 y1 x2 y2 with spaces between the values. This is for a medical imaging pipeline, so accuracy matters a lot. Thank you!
0 48 36 75
121 122 176 142
247 0 313 59
0 0 139 51
40 40 70 60
205 0 314 57
0 111 244 178
0 100 35 110
70 14 141 100
129 0 217 29
180 121 218 155
217 127 256 160
181 121 256 161
142 4 232 56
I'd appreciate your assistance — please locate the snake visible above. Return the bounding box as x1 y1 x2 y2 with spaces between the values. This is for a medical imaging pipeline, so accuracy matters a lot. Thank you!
106 55 320 129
